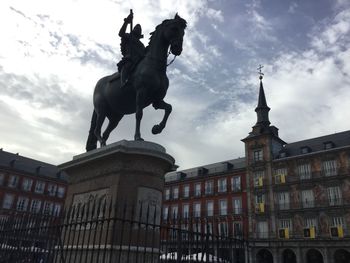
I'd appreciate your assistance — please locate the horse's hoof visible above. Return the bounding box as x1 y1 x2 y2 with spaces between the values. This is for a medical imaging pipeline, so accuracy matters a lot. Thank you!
152 125 162 134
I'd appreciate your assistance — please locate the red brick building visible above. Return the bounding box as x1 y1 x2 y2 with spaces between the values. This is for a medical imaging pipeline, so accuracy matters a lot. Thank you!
0 149 68 216
162 158 248 239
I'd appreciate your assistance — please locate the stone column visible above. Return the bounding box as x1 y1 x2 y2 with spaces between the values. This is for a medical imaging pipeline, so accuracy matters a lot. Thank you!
58 140 176 263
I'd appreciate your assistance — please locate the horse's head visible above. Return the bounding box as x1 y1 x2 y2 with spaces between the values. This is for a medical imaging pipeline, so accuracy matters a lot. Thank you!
163 13 187 56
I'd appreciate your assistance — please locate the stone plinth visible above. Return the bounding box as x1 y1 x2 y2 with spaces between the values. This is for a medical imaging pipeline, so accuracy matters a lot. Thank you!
57 140 176 262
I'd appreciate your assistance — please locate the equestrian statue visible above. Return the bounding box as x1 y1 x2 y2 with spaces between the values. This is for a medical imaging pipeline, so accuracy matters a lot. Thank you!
86 11 187 151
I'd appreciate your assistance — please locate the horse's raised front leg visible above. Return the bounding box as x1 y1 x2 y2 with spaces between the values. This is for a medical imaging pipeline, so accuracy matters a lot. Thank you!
152 100 172 134
94 110 107 147
135 90 145 141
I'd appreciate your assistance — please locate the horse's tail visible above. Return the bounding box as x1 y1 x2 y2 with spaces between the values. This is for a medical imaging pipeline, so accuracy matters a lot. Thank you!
86 110 98 151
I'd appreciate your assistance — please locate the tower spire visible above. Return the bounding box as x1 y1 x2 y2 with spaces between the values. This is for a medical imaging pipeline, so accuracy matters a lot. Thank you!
255 65 270 127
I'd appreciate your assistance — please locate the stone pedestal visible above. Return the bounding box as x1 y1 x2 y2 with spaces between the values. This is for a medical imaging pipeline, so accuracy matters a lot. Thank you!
57 140 176 263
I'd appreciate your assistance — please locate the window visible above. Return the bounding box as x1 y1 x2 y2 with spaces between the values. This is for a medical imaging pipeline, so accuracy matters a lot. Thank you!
22 178 33 191
257 221 268 238
194 183 201 197
300 147 310 154
17 197 29 211
0 173 4 185
322 160 337 176
332 217 345 228
53 204 61 216
218 222 228 237
163 206 169 220
165 188 170 200
253 149 263 161
304 218 317 229
182 204 189 218
35 181 45 194
183 185 189 198
297 163 311 180
205 180 214 195
47 184 57 196
231 176 241 192
327 186 342 206
43 202 53 215
193 203 201 217
233 198 242 214
219 199 227 215
2 194 14 209
324 142 334 149
301 190 314 208
218 178 227 193
204 222 213 237
172 187 179 200
207 201 214 216
233 222 242 237
171 205 178 219
30 200 42 213
279 219 292 230
278 192 290 210
255 194 265 204
57 186 66 198
275 168 287 183
254 171 264 187
8 175 19 188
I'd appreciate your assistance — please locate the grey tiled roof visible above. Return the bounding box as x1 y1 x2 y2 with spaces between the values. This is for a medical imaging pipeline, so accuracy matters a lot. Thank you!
165 157 246 182
0 149 68 182
277 130 350 159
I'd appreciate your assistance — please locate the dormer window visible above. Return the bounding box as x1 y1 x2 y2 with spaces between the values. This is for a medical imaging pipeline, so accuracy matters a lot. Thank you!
177 172 186 179
279 151 287 158
300 146 311 154
197 167 208 176
324 141 334 150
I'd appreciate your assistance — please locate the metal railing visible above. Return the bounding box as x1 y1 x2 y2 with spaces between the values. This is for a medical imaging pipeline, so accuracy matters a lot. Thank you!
0 200 247 263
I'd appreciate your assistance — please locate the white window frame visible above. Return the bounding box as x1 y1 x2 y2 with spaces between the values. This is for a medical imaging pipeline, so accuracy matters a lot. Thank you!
17 197 29 211
257 221 268 238
172 187 179 200
57 186 66 198
194 183 201 197
219 199 227 216
297 163 311 180
183 185 189 198
327 186 342 206
218 221 228 237
30 199 42 213
301 189 314 208
253 149 263 161
35 181 46 194
322 160 337 176
253 171 264 187
2 194 14 209
205 180 214 195
231 176 241 192
171 205 178 219
165 188 170 200
207 201 214 217
233 198 242 215
8 175 19 188
182 203 189 218
218 178 227 193
163 206 169 220
193 202 201 217
22 178 33 191
278 192 290 210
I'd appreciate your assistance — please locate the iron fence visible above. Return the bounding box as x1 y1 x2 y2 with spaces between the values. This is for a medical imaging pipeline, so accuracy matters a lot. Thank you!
0 200 247 263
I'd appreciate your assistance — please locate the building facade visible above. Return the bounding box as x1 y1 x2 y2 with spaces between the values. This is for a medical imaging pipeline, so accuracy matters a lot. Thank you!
243 75 350 263
163 75 350 263
162 158 248 261
0 149 68 217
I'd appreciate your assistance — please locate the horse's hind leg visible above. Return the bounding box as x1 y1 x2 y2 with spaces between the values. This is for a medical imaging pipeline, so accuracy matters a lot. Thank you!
134 90 146 141
151 100 172 134
102 114 123 143
94 111 107 147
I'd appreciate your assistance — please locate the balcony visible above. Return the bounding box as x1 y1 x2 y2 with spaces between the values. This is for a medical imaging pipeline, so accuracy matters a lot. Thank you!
275 198 349 211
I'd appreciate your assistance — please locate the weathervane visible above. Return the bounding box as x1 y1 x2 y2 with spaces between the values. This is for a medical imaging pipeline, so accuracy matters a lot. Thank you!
257 64 264 80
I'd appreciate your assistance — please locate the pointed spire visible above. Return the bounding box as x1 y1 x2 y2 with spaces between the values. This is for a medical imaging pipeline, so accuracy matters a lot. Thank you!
255 65 270 127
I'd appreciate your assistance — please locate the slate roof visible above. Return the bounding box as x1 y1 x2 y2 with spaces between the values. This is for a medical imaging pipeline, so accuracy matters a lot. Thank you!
0 149 68 182
277 130 350 159
165 157 246 183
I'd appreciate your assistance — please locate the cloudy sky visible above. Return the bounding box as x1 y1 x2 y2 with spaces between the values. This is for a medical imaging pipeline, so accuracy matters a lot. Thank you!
0 0 350 170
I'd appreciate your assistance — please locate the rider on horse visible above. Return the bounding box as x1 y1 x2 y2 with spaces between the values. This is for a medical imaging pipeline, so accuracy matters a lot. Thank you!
115 11 146 88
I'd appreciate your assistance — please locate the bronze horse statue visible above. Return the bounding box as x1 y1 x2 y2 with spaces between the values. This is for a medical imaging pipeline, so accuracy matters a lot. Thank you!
86 14 187 151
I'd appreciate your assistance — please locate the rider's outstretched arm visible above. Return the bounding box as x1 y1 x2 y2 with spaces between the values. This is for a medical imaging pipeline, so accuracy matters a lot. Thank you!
119 14 132 37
